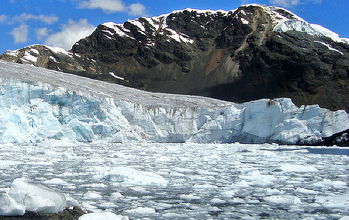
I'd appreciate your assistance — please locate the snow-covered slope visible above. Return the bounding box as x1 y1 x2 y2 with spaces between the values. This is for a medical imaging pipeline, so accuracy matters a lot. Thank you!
2 45 73 65
274 20 349 44
98 4 349 47
0 60 348 145
0 44 85 73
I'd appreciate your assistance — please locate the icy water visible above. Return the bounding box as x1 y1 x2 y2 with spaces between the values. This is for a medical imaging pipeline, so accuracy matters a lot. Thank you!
0 143 348 219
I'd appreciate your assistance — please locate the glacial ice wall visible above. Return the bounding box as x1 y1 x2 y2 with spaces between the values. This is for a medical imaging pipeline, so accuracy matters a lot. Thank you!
0 77 348 145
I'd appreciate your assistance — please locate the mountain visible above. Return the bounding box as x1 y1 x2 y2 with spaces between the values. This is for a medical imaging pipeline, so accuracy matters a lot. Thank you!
0 60 348 145
1 4 349 112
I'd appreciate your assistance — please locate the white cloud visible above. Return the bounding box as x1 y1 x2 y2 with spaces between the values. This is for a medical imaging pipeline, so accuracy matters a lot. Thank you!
45 19 95 50
36 28 48 40
11 24 29 44
79 0 147 15
240 0 252 4
0 15 7 22
270 0 322 7
128 3 146 16
12 13 59 24
270 0 300 7
79 0 126 13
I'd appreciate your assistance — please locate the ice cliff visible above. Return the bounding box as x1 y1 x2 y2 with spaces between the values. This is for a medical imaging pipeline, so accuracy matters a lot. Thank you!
0 60 348 145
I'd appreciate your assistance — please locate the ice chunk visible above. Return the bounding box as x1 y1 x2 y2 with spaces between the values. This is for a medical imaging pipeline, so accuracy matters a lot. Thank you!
43 178 69 185
78 212 129 220
315 194 349 209
8 178 66 213
239 171 277 187
0 192 25 216
0 160 22 167
279 164 318 172
312 179 347 189
210 198 226 204
294 188 319 195
155 156 171 162
106 167 168 187
264 195 301 205
179 194 201 200
110 192 124 200
83 191 103 200
221 190 236 198
125 207 156 214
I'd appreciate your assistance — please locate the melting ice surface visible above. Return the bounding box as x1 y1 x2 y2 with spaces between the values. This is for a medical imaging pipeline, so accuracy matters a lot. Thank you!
0 143 348 219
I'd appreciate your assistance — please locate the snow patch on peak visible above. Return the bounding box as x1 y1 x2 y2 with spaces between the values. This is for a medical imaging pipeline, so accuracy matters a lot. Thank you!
109 72 127 81
274 20 317 34
101 22 134 39
45 45 72 56
171 8 230 15
152 8 231 19
262 5 304 21
22 51 38 63
103 21 117 29
274 19 349 44
3 44 75 65
315 41 343 55
127 19 146 33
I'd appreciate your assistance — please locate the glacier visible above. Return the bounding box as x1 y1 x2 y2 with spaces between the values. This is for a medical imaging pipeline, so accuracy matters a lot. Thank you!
274 19 349 44
0 60 348 145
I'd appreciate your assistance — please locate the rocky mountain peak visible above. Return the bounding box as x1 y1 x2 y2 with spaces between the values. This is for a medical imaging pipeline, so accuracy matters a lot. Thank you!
1 4 349 112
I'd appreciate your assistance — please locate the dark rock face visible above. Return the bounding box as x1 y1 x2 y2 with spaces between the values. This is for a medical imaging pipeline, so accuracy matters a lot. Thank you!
207 31 349 112
0 207 85 220
319 129 349 147
1 4 349 112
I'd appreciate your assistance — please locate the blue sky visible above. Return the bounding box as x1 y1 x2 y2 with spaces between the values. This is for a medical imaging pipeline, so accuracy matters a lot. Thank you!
0 0 348 54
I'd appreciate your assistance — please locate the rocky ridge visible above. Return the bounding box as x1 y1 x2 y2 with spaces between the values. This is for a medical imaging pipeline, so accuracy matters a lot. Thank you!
1 4 349 112
0 207 85 220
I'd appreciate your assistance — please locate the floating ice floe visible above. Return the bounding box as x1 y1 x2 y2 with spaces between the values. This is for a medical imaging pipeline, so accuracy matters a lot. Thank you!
279 164 318 172
124 207 156 214
0 143 348 218
106 167 168 187
264 195 301 205
78 212 129 220
294 188 320 195
315 194 349 209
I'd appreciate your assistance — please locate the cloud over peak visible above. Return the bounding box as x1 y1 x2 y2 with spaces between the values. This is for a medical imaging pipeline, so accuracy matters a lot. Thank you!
11 24 29 44
269 0 322 7
79 0 126 13
36 28 48 40
128 3 147 16
12 13 59 25
79 0 147 16
45 19 95 50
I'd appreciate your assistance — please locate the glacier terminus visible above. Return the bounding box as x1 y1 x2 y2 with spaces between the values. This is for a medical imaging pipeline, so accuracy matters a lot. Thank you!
0 60 348 145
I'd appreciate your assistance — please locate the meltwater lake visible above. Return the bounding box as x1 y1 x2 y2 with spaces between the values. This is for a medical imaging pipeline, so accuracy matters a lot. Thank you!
0 143 348 219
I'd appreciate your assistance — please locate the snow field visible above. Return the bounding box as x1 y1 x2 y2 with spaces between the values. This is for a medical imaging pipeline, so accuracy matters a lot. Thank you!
0 143 348 219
